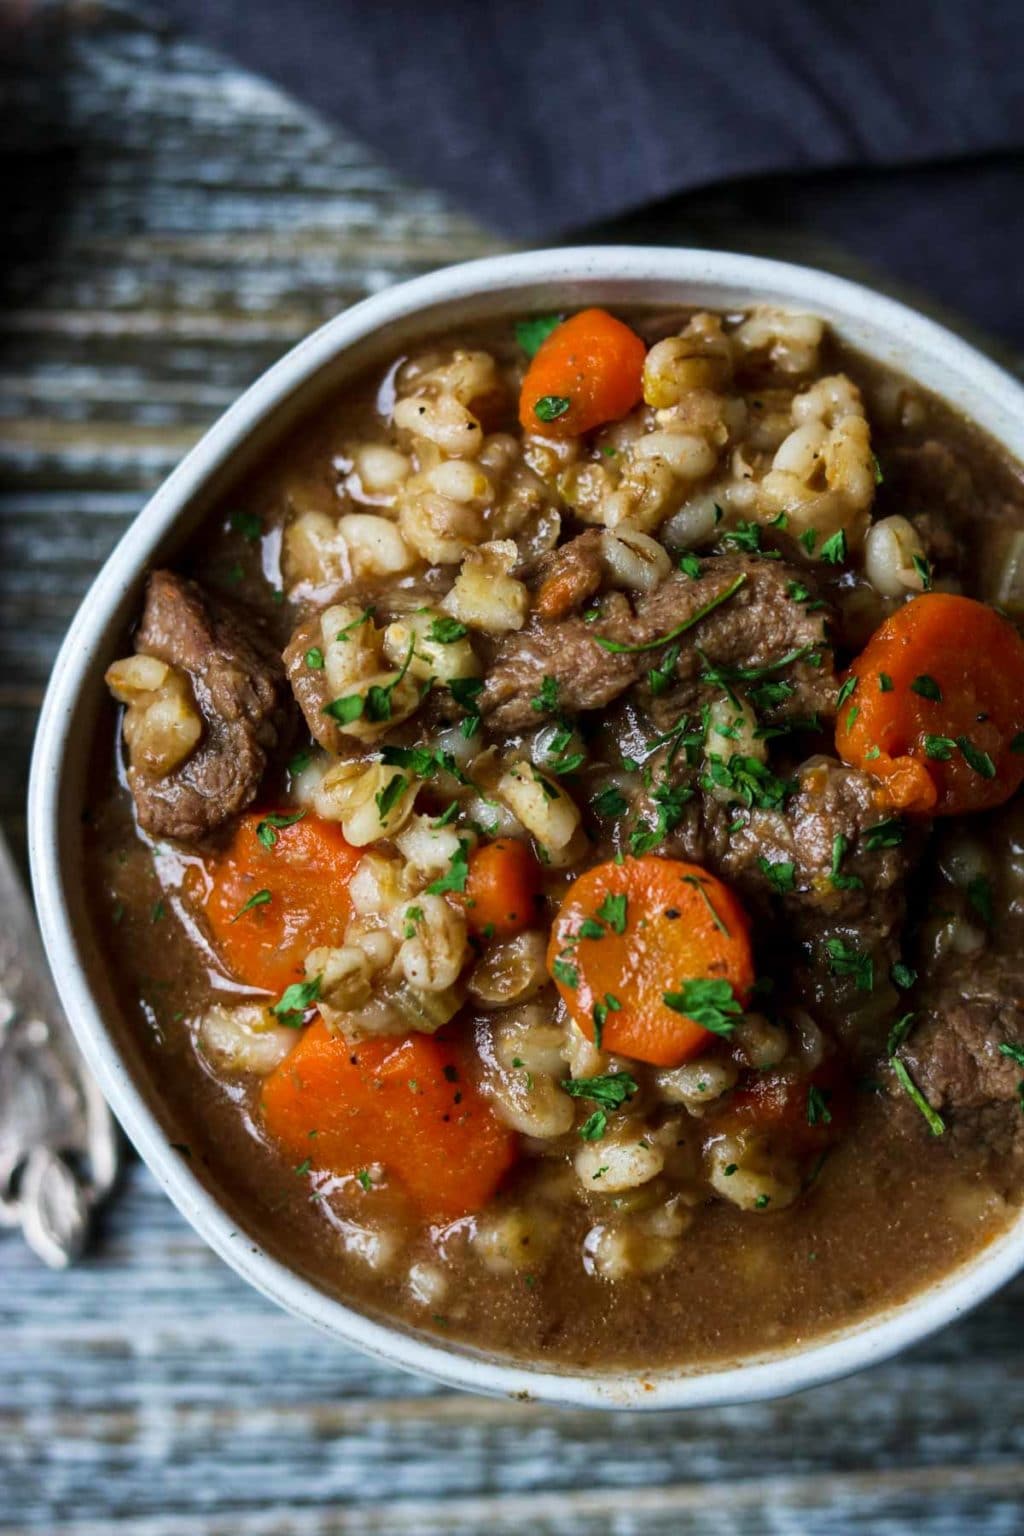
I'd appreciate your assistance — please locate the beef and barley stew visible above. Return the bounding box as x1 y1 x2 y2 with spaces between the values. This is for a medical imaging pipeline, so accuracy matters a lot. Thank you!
89 304 1024 1368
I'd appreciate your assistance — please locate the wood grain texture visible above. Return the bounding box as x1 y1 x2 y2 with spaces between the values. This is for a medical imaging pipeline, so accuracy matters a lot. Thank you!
1 3 1023 1532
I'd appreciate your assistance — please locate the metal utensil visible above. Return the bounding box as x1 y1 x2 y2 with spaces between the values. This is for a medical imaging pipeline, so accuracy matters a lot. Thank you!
0 828 119 1266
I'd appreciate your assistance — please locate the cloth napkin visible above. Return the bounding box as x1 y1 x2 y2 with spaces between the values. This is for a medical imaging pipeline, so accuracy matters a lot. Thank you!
161 0 1024 348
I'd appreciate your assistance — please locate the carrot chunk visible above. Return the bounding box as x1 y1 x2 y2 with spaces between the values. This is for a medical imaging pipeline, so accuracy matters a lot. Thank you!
261 1019 518 1220
459 837 543 938
518 308 646 439
834 593 1024 815
202 811 361 994
547 856 755 1068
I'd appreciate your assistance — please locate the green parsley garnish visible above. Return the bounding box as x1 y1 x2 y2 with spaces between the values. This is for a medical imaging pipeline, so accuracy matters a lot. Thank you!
757 857 796 894
531 674 560 713
427 616 468 644
425 840 471 896
679 554 702 579
910 674 942 701
230 509 262 542
534 394 571 423
593 786 629 818
596 892 628 934
819 530 847 565
256 809 307 849
561 1073 638 1110
515 314 562 357
334 607 375 641
830 833 863 892
270 975 322 1027
807 1085 832 1126
957 736 996 779
305 647 324 670
879 672 894 693
891 1057 944 1135
887 1012 916 1054
863 818 904 850
375 773 409 821
662 977 742 1036
966 874 994 925
596 572 747 654
824 937 873 992
923 734 956 761
231 889 272 922
836 675 858 710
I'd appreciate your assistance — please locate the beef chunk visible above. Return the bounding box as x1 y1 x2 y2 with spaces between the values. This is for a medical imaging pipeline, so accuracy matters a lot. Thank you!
128 571 288 840
534 528 605 618
480 548 834 732
897 955 1024 1157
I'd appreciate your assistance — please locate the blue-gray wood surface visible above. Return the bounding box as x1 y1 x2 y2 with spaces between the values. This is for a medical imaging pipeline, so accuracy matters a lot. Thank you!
1 5 1022 1531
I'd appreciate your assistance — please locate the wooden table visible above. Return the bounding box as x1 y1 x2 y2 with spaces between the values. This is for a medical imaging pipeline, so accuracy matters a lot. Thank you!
2 5 1022 1531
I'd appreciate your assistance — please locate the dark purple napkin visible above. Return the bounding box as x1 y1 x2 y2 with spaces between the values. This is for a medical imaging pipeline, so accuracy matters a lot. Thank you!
161 0 1024 344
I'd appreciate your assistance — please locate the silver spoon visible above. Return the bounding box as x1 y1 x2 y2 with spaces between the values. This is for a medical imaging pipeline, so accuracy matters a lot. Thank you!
0 829 119 1266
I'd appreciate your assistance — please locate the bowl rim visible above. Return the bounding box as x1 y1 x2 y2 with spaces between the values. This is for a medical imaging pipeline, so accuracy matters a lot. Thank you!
28 244 1024 1410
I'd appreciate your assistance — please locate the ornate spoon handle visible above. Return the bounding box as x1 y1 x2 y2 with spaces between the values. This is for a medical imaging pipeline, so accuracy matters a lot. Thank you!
0 830 119 1266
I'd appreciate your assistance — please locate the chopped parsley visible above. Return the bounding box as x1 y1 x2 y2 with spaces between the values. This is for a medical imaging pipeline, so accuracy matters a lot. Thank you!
966 874 994 925
534 394 571 423
879 672 894 693
552 957 579 989
836 675 858 710
448 675 484 736
256 809 307 849
595 572 747 654
757 857 796 894
375 773 409 820
629 779 694 854
270 975 322 1027
561 1072 639 1110
647 642 681 697
230 509 262 542
957 736 996 779
334 606 375 641
515 314 562 357
863 818 904 850
800 528 818 555
824 937 874 992
662 977 742 1036
531 674 560 713
912 553 933 591
819 530 847 565
923 734 957 761
910 674 942 701
887 1012 916 1054
427 616 468 644
403 905 424 940
381 743 466 784
425 840 471 896
891 1057 945 1136
322 693 365 725
596 892 628 935
679 554 702 579
231 889 272 922
830 833 863 892
806 1085 832 1126
787 580 811 602
593 785 629 819
891 962 917 990
701 754 794 812
288 748 312 777
579 1111 608 1142
305 647 325 670
356 1169 374 1192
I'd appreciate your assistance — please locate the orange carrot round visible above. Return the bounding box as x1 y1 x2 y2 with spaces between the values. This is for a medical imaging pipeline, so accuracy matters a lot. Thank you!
518 308 646 439
547 856 755 1068
835 593 1024 815
261 1018 518 1220
202 811 360 994
460 837 543 938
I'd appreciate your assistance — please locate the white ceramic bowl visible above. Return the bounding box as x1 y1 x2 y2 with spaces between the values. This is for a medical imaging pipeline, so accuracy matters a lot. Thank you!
28 247 1024 1409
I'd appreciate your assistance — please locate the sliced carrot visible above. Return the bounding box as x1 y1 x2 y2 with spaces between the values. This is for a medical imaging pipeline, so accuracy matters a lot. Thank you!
714 1058 849 1156
547 856 755 1068
459 838 543 938
835 593 1024 815
202 811 361 994
261 1018 518 1220
518 308 646 439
